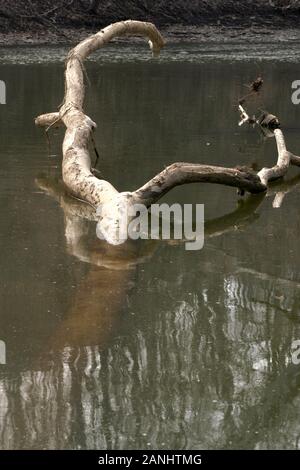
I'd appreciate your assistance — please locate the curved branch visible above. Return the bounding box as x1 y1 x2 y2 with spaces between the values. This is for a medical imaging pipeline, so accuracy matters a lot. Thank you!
258 129 291 185
132 162 266 206
35 21 267 213
238 106 300 185
36 20 165 207
35 22 300 247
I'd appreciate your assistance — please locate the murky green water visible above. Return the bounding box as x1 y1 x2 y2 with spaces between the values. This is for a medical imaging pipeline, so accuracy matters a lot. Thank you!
1 44 300 450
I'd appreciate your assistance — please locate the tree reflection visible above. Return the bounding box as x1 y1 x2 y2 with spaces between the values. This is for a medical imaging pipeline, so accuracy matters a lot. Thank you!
1 176 300 449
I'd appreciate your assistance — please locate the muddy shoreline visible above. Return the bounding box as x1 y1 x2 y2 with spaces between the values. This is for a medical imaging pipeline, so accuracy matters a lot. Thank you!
1 16 300 46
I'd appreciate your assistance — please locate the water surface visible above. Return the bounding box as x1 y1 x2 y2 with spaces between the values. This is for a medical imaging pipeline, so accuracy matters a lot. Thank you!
1 44 300 449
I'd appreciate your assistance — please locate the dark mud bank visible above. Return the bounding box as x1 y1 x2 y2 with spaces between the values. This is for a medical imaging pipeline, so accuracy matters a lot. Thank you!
1 0 300 45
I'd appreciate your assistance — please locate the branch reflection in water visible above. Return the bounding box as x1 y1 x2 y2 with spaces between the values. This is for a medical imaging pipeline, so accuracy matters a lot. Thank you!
1 175 300 449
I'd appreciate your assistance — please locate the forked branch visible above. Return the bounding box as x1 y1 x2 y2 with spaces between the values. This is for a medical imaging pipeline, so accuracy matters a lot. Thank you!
35 20 300 240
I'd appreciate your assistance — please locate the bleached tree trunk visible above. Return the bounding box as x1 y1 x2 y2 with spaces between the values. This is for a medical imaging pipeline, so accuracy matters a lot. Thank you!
35 20 300 243
35 21 165 206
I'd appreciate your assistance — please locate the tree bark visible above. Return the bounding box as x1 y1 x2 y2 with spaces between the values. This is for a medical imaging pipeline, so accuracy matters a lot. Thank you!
35 20 300 244
36 20 165 208
133 162 265 206
258 129 291 185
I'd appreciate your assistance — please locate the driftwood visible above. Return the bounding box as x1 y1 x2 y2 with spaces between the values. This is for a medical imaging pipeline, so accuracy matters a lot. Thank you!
35 20 300 243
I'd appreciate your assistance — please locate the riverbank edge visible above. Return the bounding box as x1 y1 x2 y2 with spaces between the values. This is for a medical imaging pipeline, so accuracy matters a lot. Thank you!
1 17 300 46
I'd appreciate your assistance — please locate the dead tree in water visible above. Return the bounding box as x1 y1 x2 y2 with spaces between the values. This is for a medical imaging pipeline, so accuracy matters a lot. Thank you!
35 20 300 242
